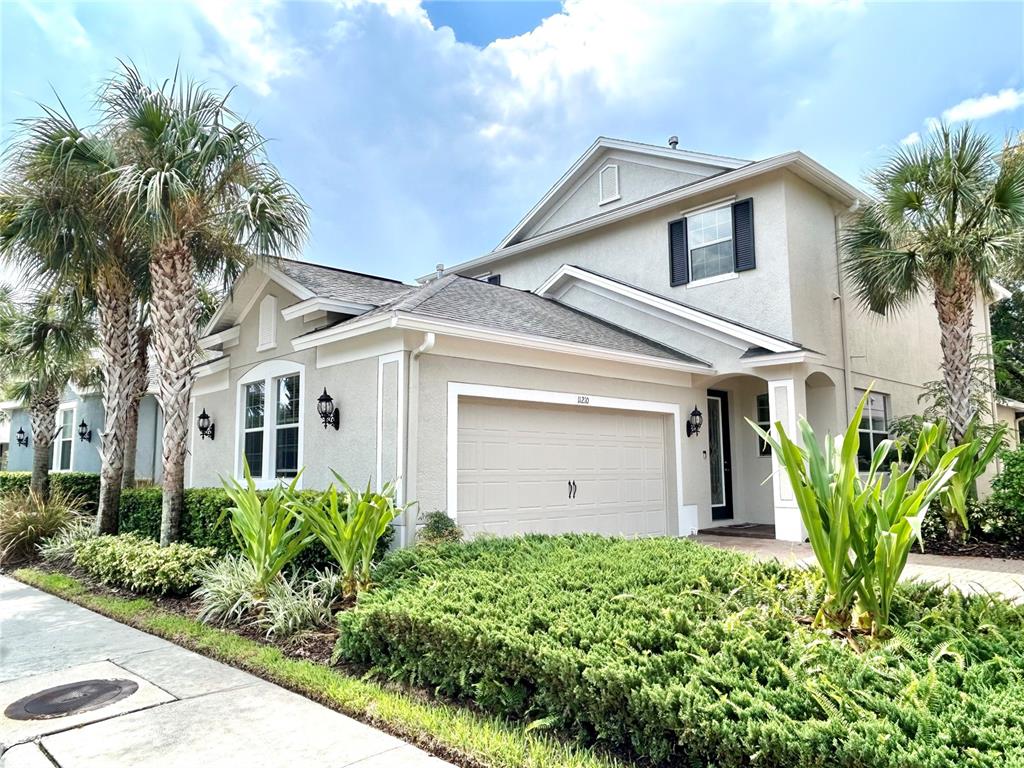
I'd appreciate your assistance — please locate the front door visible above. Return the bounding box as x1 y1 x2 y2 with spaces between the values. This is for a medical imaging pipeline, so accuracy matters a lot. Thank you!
707 390 733 520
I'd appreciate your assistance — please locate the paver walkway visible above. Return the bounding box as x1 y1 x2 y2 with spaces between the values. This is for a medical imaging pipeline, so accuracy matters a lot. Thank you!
695 534 1024 603
0 576 452 767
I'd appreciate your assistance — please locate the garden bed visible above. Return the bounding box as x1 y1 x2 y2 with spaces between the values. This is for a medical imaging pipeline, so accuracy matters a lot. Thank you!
921 532 1024 560
337 535 1024 768
11 564 623 768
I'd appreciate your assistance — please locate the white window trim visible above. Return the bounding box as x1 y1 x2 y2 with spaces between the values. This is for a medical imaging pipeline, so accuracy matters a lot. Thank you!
234 359 305 489
51 405 76 473
685 271 739 290
376 352 406 503
854 388 891 466
686 205 734 284
445 382 692 535
755 393 771 458
598 163 620 205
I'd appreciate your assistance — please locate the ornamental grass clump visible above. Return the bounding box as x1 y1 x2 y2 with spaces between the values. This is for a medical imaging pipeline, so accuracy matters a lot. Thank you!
749 388 966 635
0 488 84 565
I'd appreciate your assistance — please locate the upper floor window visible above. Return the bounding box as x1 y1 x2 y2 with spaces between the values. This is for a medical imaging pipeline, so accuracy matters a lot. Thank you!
51 407 74 472
855 389 891 470
236 361 304 485
669 198 755 287
688 206 733 282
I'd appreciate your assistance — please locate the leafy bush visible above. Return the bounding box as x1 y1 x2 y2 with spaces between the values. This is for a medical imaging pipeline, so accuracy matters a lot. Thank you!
0 488 85 565
981 445 1024 547
417 511 461 545
750 390 964 633
336 535 1024 768
38 518 95 565
0 472 100 514
73 533 217 594
297 475 403 596
219 465 314 598
119 486 393 571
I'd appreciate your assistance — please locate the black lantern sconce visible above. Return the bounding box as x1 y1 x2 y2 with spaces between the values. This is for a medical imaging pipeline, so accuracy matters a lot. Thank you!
197 408 215 440
686 406 703 438
77 420 92 442
317 387 340 431
16 427 29 447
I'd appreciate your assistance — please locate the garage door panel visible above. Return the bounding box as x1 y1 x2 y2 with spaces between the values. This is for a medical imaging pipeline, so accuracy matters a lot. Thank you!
457 399 669 538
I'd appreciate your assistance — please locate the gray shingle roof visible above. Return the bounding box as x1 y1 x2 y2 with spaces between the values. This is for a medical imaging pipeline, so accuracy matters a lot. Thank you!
305 276 707 365
274 259 414 306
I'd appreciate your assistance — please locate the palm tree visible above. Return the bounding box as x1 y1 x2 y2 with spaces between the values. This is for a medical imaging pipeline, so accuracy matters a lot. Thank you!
0 288 96 500
0 106 147 534
843 124 1024 443
100 64 308 544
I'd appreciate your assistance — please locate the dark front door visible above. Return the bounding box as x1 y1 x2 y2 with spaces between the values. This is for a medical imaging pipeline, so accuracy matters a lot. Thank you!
707 389 733 520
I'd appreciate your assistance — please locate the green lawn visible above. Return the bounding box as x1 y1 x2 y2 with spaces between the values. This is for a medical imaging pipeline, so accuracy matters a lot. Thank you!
337 535 1024 768
14 567 623 768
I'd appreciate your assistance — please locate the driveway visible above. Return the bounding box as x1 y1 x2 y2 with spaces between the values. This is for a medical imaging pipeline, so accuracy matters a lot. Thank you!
696 534 1024 603
0 576 452 767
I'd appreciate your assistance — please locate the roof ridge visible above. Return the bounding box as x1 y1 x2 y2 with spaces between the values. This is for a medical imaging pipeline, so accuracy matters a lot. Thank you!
393 274 459 312
275 257 410 286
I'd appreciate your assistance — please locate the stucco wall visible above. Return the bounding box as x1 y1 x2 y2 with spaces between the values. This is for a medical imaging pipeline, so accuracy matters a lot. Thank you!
187 279 381 491
413 351 717 533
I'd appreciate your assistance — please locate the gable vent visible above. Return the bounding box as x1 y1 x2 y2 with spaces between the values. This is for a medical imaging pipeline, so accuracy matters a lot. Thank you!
599 164 620 205
258 294 278 351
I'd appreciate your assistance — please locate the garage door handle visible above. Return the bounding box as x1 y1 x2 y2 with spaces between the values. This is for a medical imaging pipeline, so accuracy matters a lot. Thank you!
569 480 577 499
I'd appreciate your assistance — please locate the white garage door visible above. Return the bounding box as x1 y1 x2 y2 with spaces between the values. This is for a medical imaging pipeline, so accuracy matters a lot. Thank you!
456 398 669 538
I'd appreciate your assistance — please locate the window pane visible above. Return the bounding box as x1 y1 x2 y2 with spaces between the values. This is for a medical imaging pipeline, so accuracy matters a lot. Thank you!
857 431 873 471
756 393 770 422
275 426 299 477
245 382 265 429
687 207 732 248
708 399 724 506
60 410 74 432
244 431 264 477
59 440 72 471
690 240 734 281
276 375 299 426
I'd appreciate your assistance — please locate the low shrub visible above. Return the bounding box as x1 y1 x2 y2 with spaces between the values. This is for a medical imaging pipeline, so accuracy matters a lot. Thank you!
336 535 1024 768
0 472 100 514
980 446 1024 547
119 486 393 571
194 554 263 625
38 519 95 566
416 511 461 545
0 488 85 565
258 570 342 639
73 533 217 594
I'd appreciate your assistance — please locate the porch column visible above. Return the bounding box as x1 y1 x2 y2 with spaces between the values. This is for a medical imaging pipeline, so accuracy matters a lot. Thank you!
767 375 807 542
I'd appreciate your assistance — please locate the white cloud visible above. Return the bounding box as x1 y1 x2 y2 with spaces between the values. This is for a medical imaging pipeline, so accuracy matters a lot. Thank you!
18 0 90 51
190 0 304 96
942 88 1024 123
900 131 920 146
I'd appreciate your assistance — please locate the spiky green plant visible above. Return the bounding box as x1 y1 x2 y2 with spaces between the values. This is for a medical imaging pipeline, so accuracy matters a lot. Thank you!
217 461 313 598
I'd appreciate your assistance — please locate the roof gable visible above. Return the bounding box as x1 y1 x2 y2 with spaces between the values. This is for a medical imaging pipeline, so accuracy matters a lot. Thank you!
499 137 750 249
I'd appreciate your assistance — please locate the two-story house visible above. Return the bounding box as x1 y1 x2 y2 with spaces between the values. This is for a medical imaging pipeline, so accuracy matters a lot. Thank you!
189 137 1014 546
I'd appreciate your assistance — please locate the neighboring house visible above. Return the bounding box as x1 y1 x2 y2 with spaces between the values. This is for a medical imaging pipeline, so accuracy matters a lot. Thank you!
2 383 164 484
190 137 1012 545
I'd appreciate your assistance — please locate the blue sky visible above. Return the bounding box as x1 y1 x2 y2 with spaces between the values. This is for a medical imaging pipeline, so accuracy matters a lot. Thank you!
3 1 1023 282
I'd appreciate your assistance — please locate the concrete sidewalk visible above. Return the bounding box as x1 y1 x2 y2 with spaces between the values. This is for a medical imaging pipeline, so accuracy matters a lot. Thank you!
0 576 452 767
696 534 1024 603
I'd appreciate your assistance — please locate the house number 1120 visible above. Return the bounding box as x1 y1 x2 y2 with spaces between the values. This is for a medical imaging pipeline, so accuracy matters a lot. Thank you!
577 395 590 405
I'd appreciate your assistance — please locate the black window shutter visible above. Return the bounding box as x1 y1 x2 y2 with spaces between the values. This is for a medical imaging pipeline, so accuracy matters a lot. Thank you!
669 218 689 286
732 198 755 272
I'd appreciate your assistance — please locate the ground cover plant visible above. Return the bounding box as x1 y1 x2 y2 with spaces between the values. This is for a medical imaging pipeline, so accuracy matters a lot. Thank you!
71 533 216 594
336 535 1024 768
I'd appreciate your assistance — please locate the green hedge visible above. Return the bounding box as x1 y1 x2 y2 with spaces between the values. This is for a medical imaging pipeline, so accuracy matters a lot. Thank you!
336 535 1024 768
0 472 100 514
119 487 393 571
978 447 1024 547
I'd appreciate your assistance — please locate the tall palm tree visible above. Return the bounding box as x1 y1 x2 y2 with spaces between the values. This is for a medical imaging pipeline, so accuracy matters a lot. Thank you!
843 124 1024 443
0 106 147 533
0 287 96 500
100 64 308 544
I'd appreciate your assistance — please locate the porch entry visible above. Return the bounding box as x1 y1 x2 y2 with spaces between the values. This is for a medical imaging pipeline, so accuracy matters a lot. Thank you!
706 389 733 520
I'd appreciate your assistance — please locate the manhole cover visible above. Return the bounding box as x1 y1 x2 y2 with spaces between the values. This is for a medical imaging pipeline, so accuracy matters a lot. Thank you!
4 679 139 721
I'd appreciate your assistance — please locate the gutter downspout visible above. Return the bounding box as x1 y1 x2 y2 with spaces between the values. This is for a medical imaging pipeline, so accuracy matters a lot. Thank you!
403 332 436 547
834 201 859 423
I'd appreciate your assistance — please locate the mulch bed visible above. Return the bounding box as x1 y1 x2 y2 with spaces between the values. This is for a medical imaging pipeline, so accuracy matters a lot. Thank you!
922 535 1024 561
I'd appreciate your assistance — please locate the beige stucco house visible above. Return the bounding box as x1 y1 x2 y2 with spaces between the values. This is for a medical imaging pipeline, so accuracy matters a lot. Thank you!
188 137 1018 546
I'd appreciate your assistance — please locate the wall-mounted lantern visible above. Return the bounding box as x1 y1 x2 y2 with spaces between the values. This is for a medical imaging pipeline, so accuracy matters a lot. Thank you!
16 427 29 447
686 406 703 438
316 387 340 431
78 420 92 442
197 408 215 440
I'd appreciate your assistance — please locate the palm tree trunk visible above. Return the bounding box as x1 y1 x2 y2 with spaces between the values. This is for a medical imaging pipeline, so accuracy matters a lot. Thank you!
121 328 150 489
28 389 60 501
94 269 140 535
933 270 977 445
150 242 199 546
